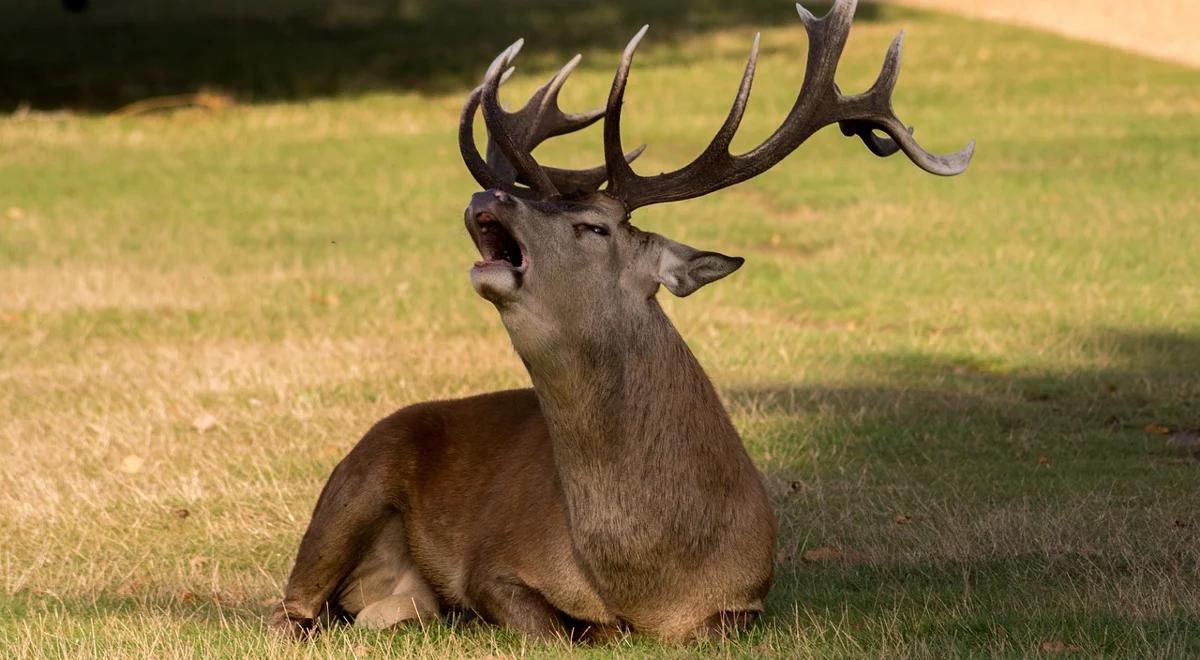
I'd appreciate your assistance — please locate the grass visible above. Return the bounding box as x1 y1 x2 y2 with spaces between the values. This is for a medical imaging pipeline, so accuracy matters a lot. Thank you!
2 2 1199 657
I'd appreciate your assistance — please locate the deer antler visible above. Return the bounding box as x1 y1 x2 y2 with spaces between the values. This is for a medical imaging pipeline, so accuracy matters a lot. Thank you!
602 0 974 211
459 41 644 198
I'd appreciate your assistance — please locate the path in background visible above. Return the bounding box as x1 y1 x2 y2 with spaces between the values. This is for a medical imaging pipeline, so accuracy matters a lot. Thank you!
883 0 1200 67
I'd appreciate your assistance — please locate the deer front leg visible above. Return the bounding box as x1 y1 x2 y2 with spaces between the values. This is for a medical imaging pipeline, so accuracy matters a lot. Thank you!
342 516 440 629
471 578 568 639
271 451 395 638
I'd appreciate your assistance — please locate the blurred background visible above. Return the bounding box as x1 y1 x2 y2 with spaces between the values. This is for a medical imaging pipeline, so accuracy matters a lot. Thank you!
1 1 1196 657
9 0 1195 112
4 0 1195 111
5 0 871 111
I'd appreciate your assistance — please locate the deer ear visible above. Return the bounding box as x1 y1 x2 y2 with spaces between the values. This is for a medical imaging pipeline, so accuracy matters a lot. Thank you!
654 238 744 297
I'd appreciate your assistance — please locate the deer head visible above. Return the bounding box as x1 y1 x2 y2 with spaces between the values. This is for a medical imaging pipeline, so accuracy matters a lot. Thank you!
460 0 973 355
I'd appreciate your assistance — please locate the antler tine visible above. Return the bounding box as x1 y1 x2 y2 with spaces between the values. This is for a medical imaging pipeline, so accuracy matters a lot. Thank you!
873 29 904 100
459 88 499 191
458 41 522 191
601 0 972 211
461 40 646 198
481 43 560 197
459 66 515 192
841 121 905 157
515 54 607 143
603 25 649 200
503 53 645 191
836 29 976 175
714 33 761 153
791 0 856 94
605 26 762 206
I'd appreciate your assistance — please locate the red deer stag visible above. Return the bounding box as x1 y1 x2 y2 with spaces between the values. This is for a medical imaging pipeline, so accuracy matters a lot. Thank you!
271 0 972 642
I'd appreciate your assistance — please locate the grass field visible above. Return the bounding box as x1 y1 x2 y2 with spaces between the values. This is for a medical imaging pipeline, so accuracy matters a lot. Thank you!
1 2 1198 657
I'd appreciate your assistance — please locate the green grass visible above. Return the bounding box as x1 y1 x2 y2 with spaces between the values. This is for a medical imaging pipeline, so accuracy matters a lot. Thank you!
2 3 1199 657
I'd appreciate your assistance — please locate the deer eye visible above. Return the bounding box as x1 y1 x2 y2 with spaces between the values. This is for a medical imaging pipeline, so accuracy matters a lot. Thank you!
573 223 609 237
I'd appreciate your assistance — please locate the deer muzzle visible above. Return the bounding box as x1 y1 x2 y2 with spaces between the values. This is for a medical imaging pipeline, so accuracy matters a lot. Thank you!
466 190 526 303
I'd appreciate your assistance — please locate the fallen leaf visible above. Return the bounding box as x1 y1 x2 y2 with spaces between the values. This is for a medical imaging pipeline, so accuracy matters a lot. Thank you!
801 546 843 563
119 455 144 474
192 413 217 433
1040 640 1083 654
894 514 913 525
173 508 190 519
1145 423 1171 435
179 590 198 604
1037 456 1051 467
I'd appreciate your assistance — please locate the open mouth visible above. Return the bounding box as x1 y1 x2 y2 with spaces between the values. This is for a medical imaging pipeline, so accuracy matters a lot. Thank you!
473 212 526 270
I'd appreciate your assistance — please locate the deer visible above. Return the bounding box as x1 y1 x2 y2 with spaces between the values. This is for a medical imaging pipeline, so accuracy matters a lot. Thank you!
270 0 972 643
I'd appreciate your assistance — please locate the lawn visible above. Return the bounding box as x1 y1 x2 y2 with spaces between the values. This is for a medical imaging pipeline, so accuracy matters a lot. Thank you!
1 2 1198 657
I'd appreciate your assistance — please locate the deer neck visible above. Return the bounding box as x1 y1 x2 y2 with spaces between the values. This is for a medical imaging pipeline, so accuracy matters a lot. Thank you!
526 302 734 456
509 300 754 567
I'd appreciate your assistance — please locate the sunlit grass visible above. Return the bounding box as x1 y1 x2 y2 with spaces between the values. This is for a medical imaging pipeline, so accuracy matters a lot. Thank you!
1 4 1198 657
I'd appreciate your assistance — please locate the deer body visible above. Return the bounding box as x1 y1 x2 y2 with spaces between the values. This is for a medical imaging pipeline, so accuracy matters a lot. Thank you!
273 0 970 642
276 193 774 638
275 297 773 639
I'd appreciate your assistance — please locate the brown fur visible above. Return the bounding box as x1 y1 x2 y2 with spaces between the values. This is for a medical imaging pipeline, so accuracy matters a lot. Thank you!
272 192 776 641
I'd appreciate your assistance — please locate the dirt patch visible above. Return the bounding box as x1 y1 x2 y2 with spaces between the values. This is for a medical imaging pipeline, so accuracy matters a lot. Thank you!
883 0 1200 68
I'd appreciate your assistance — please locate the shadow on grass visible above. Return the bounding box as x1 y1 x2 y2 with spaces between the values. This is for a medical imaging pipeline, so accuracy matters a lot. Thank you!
734 327 1200 460
763 557 1200 654
0 1 882 112
733 328 1200 639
